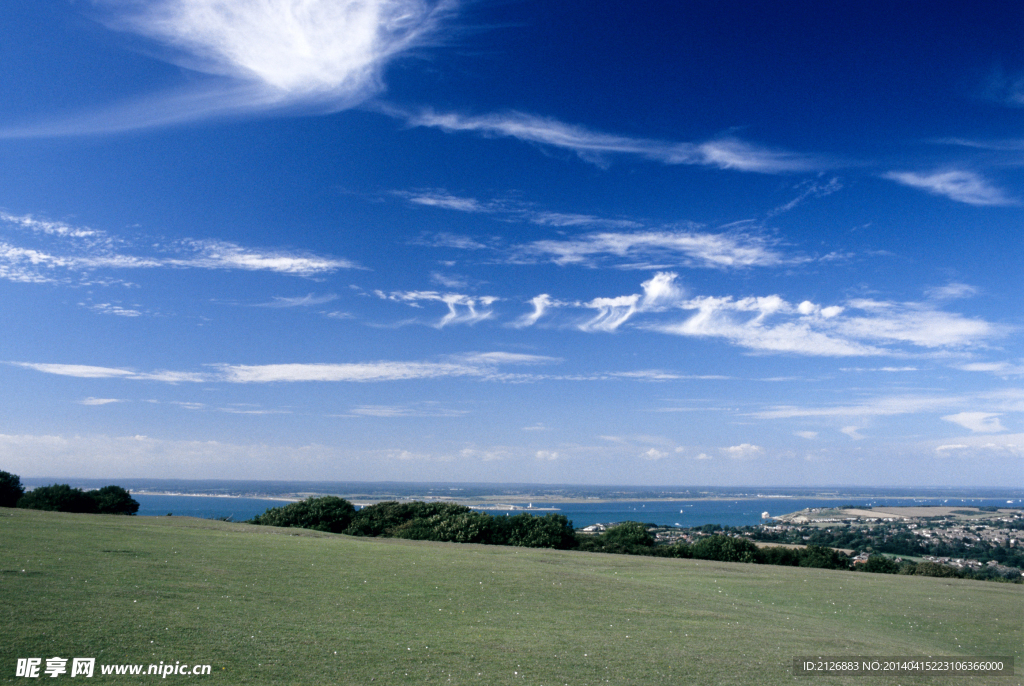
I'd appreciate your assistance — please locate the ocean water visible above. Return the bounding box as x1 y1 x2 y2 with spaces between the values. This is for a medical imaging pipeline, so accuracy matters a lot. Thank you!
129 494 1019 529
23 478 1019 529
134 495 291 521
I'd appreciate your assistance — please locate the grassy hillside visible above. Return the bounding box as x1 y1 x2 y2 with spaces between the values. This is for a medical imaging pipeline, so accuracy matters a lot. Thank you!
1 508 1020 685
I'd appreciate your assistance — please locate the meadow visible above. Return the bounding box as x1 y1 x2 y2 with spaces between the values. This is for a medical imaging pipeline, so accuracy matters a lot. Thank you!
1 508 1020 685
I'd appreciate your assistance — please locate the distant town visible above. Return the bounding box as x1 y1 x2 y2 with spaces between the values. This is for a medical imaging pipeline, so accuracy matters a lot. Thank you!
629 505 1024 579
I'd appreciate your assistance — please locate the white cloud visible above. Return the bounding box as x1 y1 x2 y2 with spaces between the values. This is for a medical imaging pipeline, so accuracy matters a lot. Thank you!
411 232 489 250
942 412 1006 434
654 294 882 356
399 109 821 173
217 360 478 383
767 177 843 216
346 404 467 418
256 293 339 307
0 213 357 284
794 431 818 439
753 394 960 420
11 351 554 385
841 426 865 440
405 192 487 213
3 0 457 136
83 303 144 317
12 363 142 379
722 443 764 459
458 352 559 366
79 397 124 406
375 290 499 327
926 282 978 300
957 361 1024 376
580 295 640 332
512 294 555 328
640 272 684 310
10 362 207 383
934 434 1024 457
535 450 559 460
521 230 790 269
171 239 358 275
834 299 1000 348
651 292 1003 356
883 170 1016 206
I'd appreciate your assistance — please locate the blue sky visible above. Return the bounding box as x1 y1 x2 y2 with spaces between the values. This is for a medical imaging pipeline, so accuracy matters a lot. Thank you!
0 1 1021 486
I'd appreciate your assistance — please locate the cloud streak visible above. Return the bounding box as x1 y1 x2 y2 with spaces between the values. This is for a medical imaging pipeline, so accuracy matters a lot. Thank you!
3 0 458 136
518 229 793 270
398 109 823 173
9 352 558 385
374 290 498 327
883 170 1016 206
551 273 1006 356
0 212 357 283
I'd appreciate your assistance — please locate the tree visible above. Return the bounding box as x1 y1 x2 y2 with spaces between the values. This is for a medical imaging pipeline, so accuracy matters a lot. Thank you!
88 485 140 515
500 513 578 549
691 535 761 564
860 554 900 574
0 470 24 508
598 521 655 554
248 496 355 533
798 545 851 570
17 484 98 513
346 501 473 537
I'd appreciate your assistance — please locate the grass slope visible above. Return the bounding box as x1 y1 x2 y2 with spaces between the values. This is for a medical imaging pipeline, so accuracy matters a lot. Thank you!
1 508 1020 685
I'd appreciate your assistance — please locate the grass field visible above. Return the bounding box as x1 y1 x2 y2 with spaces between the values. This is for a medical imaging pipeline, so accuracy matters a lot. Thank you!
1 508 1020 685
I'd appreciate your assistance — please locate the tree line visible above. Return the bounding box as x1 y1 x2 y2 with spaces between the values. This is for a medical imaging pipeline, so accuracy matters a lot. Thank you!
0 470 139 515
247 496 1019 582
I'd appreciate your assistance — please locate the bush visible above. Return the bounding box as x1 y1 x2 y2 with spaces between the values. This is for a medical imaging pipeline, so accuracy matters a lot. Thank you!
691 535 761 564
860 554 900 574
346 501 472 537
798 545 850 570
18 484 98 513
497 513 578 549
249 496 356 533
89 485 140 515
0 470 25 508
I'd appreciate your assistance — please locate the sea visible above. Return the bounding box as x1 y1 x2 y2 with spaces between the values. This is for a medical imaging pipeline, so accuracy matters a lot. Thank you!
21 478 1023 530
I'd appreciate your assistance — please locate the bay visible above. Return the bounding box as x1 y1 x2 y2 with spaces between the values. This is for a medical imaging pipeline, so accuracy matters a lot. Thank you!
130 493 1018 529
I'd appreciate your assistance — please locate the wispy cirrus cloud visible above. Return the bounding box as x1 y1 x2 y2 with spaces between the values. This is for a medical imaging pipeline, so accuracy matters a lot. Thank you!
882 170 1016 206
3 0 458 137
398 189 643 230
344 403 469 418
395 108 823 173
10 362 206 383
956 361 1024 376
0 212 357 284
255 293 339 308
79 397 124 406
942 412 1006 434
555 273 1005 356
518 229 792 270
9 352 558 385
374 289 498 327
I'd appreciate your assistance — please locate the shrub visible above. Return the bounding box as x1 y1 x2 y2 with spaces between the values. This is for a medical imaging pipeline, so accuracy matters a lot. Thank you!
18 484 98 513
346 501 472 537
691 535 761 564
249 496 356 533
89 485 140 515
0 470 25 508
860 554 900 574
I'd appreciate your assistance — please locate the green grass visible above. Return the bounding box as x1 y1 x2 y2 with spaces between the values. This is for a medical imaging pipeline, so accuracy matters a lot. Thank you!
1 508 1020 685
